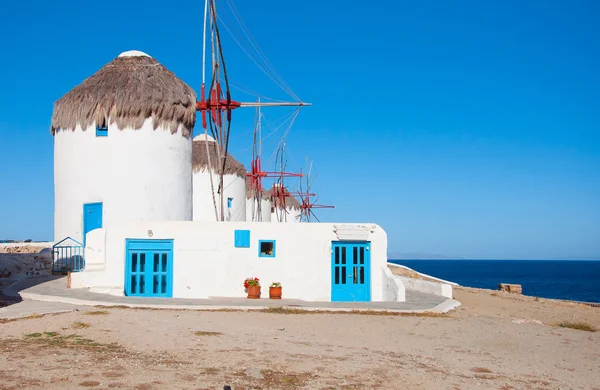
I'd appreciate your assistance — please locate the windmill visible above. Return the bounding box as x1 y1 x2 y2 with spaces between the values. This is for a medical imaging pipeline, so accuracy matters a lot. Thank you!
294 158 335 222
197 0 310 221
246 100 302 222
268 140 303 223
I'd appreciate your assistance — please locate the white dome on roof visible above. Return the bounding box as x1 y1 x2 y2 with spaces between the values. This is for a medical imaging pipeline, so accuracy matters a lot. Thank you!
193 133 216 142
118 50 151 58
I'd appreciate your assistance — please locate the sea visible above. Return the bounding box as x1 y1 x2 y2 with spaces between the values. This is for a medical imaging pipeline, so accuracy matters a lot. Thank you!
388 259 600 303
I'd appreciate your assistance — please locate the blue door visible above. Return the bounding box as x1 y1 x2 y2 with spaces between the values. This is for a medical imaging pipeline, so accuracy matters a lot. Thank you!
125 239 174 298
331 241 371 302
83 203 103 246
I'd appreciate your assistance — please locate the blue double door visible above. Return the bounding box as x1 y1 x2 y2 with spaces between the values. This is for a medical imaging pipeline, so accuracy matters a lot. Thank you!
331 241 371 302
125 239 174 297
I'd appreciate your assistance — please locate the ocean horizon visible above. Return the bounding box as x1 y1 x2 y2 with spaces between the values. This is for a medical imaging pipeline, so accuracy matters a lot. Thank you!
388 259 600 303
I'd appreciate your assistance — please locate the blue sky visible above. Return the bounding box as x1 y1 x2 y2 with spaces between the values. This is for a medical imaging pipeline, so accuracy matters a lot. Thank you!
0 0 598 259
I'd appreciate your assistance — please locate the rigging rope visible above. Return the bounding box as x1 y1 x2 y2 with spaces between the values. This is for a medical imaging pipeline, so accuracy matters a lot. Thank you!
217 14 300 102
224 0 300 101
224 79 286 103
234 108 300 154
267 108 301 163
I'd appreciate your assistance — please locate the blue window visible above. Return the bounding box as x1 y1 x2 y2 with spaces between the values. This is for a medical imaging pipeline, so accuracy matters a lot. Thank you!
96 120 108 137
227 197 233 208
258 240 276 258
234 230 250 248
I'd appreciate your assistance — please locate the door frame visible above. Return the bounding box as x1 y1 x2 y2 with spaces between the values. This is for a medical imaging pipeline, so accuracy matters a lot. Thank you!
82 202 103 247
331 241 371 302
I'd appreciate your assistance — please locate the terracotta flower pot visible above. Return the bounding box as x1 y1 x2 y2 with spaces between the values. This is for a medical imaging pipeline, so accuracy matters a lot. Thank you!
269 286 282 299
247 285 261 299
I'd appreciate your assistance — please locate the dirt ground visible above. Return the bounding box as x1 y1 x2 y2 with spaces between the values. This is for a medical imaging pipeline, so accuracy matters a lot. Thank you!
1 286 599 390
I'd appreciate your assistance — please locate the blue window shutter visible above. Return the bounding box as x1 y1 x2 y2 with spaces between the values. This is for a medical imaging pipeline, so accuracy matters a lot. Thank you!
234 230 250 248
227 198 233 208
96 125 108 137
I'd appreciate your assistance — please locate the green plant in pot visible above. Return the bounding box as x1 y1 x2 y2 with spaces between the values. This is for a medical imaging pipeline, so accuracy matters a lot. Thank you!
244 277 261 299
269 282 282 299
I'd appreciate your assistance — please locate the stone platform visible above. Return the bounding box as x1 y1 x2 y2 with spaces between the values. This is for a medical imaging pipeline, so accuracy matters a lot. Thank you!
1 276 461 320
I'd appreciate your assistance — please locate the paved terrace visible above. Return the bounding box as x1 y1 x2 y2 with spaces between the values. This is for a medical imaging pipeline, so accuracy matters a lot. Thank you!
1 276 460 320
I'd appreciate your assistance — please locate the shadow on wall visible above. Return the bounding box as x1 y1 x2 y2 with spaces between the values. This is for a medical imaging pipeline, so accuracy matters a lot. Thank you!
0 246 53 309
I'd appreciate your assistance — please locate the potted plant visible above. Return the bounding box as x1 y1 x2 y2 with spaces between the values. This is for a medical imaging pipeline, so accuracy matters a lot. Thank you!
244 277 261 299
269 282 282 299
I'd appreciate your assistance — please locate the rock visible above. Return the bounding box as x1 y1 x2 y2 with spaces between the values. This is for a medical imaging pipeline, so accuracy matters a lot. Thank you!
498 283 522 294
244 368 264 380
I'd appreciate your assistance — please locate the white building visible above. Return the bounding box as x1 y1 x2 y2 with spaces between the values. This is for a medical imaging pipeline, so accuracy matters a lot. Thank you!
245 178 272 222
192 134 246 221
268 184 302 223
54 51 403 303
50 50 195 246
71 221 403 302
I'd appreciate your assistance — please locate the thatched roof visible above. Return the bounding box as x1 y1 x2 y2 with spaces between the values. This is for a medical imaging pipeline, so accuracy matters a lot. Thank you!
192 135 246 178
245 176 269 199
267 185 301 209
50 51 196 136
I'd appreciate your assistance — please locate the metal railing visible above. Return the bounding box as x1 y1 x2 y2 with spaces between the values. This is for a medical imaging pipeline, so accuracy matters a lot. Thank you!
52 237 85 273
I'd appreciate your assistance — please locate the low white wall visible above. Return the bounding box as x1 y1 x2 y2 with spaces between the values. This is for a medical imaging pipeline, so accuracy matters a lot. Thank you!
72 221 388 302
381 267 406 302
395 275 453 299
387 263 459 286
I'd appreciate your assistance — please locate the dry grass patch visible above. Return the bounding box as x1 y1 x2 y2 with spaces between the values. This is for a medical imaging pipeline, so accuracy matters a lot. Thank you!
3 331 125 354
260 370 316 388
102 371 125 378
79 381 101 387
84 310 110 316
257 307 449 317
73 321 91 329
558 321 597 332
193 331 223 336
0 311 70 323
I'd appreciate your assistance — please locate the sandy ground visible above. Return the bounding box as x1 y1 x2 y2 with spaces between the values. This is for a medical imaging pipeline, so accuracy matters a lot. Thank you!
1 286 599 390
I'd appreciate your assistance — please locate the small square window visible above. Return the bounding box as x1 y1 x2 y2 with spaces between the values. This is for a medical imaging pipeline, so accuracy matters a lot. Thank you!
96 119 108 137
258 240 276 258
96 120 108 137
234 230 250 248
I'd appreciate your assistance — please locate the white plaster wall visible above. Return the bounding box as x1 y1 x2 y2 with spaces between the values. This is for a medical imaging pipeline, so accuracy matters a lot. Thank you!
381 267 406 302
54 119 192 244
396 275 453 299
193 172 246 221
271 206 301 223
246 197 272 222
387 263 459 286
71 221 389 302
